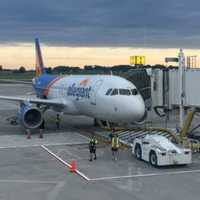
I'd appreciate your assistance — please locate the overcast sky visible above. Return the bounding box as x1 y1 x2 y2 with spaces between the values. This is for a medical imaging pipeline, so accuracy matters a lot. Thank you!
0 0 200 48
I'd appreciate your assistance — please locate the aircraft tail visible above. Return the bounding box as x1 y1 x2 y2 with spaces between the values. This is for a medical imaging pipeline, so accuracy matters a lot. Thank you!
35 38 46 77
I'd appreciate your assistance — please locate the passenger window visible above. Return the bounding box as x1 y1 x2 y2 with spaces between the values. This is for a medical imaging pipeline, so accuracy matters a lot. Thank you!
111 89 118 95
131 89 138 95
106 88 112 95
119 89 131 95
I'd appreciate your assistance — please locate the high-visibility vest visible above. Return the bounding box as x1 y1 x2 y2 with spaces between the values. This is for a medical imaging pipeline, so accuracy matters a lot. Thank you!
90 138 97 143
112 137 119 148
89 138 98 149
56 117 60 123
89 139 98 146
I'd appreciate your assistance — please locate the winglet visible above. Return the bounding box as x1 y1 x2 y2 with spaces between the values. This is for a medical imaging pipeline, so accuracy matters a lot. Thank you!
35 38 46 77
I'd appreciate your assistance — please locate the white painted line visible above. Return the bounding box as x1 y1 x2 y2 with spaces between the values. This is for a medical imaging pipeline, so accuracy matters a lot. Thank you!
75 169 90 181
41 144 71 164
48 181 66 200
75 132 89 140
45 142 88 147
0 144 40 149
0 142 88 149
90 169 200 181
0 179 58 184
41 145 90 181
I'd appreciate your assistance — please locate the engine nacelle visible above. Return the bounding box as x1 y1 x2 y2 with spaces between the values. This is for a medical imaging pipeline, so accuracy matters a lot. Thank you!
16 103 43 129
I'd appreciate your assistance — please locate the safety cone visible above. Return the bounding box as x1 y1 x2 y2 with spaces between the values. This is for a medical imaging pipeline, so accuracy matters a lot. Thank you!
69 160 76 173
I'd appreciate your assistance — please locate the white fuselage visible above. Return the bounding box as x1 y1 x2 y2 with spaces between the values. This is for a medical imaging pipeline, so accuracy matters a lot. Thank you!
47 75 145 123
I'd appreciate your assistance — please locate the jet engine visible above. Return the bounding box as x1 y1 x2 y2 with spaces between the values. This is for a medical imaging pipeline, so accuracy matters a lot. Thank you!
16 103 43 129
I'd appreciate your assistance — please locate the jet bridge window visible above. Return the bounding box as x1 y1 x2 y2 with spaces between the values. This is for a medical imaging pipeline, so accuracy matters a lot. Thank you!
105 88 112 95
131 89 138 95
119 89 131 95
111 88 118 96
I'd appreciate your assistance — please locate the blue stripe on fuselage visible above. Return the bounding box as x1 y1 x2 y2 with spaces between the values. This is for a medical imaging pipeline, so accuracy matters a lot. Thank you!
33 74 58 98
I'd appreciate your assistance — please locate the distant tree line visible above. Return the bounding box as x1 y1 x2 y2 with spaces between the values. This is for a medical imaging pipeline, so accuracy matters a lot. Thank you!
0 64 178 75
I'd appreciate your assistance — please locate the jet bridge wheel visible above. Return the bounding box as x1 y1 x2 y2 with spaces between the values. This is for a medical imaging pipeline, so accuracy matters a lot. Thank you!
134 144 142 160
149 151 158 166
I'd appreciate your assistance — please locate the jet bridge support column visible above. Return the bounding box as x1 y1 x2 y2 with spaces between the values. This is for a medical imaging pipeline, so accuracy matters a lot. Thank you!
180 108 195 139
178 49 186 130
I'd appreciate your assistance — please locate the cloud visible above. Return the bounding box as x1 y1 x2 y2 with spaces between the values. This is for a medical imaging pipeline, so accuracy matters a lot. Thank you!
0 0 200 48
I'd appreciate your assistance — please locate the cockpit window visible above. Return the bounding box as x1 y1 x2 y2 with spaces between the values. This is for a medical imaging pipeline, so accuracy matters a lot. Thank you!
119 89 131 95
131 89 138 95
105 88 112 95
111 88 118 95
107 88 138 96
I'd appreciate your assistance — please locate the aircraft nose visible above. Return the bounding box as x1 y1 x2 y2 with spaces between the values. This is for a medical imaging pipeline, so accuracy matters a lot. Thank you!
122 97 145 122
111 96 146 123
133 99 145 121
132 98 145 120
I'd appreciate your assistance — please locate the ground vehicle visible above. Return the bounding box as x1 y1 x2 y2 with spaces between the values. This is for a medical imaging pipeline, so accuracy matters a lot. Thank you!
132 134 192 166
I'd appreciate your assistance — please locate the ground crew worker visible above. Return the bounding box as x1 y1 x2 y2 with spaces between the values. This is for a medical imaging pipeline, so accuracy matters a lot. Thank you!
56 114 61 130
111 134 119 160
39 119 45 138
89 135 98 161
109 128 115 141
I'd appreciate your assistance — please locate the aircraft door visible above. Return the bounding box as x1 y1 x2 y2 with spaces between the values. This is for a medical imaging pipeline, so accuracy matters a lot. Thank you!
90 80 103 105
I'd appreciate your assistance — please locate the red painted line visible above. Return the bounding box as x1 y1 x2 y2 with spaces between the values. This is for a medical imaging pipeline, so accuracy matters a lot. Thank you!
43 76 65 97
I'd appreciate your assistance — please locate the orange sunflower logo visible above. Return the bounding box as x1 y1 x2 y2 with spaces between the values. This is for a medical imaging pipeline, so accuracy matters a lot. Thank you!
80 79 89 87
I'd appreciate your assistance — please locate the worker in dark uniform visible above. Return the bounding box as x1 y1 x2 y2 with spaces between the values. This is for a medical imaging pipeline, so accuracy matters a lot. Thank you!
39 119 45 138
56 114 61 130
89 135 98 161
109 128 115 141
111 134 119 160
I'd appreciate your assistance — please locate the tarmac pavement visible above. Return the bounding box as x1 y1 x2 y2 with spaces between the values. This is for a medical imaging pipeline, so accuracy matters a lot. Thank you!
0 83 200 200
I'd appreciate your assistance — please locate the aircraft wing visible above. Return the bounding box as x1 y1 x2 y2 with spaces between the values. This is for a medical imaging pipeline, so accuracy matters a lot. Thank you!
0 95 65 107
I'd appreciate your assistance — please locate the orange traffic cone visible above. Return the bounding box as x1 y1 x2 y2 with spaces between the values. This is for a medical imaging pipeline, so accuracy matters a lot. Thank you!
69 160 76 173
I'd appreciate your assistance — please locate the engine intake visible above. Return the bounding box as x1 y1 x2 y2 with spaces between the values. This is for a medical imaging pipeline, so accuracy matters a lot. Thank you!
17 104 43 129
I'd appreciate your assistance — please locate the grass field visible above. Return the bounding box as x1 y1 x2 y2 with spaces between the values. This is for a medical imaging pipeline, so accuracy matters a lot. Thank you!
0 71 35 80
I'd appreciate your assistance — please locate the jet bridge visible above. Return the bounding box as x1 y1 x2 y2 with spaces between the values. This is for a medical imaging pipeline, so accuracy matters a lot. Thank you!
151 68 200 110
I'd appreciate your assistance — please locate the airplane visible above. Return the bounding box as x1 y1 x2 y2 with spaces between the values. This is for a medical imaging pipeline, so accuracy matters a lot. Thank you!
0 38 146 129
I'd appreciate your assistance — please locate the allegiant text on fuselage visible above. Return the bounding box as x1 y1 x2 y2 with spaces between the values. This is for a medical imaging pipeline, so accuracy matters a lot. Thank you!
67 83 92 98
